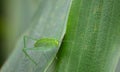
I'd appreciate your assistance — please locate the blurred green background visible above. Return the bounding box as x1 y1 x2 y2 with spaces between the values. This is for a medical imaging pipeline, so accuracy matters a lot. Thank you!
0 0 35 68
0 0 6 67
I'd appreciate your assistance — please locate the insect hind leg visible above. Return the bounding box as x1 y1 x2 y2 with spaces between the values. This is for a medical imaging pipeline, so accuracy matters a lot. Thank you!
23 48 38 65
23 36 38 65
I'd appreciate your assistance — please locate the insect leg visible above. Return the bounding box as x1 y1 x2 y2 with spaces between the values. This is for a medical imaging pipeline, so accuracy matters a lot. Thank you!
23 48 38 65
23 36 38 65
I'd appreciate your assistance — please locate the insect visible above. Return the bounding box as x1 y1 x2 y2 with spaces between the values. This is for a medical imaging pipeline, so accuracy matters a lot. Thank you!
22 36 59 65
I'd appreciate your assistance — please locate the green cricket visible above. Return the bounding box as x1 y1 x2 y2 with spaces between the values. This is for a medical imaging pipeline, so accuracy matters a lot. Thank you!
22 36 59 65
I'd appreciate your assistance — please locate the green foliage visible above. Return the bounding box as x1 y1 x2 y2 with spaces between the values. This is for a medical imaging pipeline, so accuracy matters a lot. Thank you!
1 0 71 72
55 0 120 72
1 0 120 72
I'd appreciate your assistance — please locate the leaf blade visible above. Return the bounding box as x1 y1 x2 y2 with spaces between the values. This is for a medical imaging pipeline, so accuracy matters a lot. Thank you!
1 0 72 72
55 0 120 72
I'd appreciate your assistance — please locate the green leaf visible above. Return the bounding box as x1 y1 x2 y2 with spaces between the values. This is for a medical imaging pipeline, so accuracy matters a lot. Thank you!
1 0 72 72
55 0 120 72
1 0 120 72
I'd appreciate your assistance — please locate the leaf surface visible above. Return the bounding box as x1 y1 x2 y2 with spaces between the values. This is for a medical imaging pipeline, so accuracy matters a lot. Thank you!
55 0 120 72
1 0 72 72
